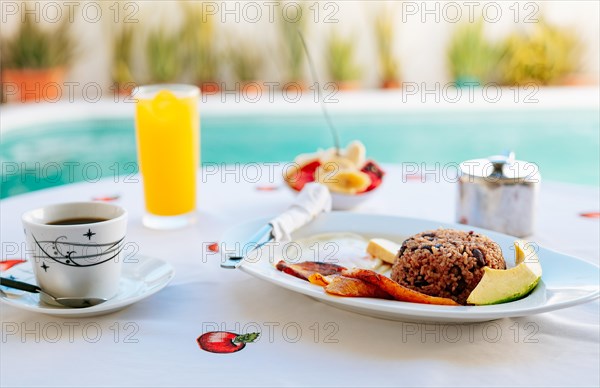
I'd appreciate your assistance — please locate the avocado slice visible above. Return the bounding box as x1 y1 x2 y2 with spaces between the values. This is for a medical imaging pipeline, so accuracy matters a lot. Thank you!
467 240 542 305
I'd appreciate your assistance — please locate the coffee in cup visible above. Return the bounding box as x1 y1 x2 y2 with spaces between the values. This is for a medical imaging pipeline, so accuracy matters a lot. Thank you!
22 202 128 304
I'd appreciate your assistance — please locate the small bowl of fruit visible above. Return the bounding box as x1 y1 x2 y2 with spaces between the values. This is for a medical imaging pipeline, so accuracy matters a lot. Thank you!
284 141 385 210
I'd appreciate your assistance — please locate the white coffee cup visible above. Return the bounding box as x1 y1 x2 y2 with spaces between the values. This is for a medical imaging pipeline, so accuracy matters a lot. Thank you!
22 202 127 303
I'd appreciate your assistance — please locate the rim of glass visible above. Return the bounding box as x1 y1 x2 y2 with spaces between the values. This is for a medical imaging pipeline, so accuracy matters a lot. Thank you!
133 84 200 99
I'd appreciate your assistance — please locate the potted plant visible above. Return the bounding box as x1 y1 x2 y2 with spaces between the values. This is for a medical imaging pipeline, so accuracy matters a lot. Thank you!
326 30 362 90
228 42 264 94
447 20 503 87
501 19 581 86
278 1 308 91
145 27 182 83
374 9 401 89
111 23 137 96
180 2 220 94
1 16 75 102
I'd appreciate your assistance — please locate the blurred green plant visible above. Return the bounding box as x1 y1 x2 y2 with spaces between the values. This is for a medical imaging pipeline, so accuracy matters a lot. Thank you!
501 19 580 85
326 30 362 83
180 2 219 83
1 15 75 69
447 20 503 86
278 1 308 82
228 43 263 82
374 9 400 85
111 24 136 85
145 27 181 83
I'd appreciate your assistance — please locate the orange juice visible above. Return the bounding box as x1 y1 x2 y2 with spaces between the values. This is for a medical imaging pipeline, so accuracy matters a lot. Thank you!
135 86 199 219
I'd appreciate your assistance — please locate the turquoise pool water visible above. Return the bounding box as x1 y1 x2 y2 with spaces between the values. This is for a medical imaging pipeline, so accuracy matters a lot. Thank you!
1 109 599 198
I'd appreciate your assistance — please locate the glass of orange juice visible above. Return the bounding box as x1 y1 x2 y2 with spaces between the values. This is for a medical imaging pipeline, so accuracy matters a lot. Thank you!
134 84 200 229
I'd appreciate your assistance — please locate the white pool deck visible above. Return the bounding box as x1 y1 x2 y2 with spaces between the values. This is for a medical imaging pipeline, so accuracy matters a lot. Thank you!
1 86 598 134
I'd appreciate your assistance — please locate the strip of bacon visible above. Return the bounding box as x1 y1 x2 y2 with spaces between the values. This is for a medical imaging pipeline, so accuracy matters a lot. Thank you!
278 261 458 306
275 261 346 281
309 273 392 299
342 268 459 306
307 273 331 287
324 275 393 299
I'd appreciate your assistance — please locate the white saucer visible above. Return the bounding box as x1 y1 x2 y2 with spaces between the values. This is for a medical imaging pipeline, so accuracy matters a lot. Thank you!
0 255 175 317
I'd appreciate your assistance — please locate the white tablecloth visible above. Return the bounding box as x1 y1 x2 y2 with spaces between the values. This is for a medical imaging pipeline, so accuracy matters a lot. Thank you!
1 165 598 387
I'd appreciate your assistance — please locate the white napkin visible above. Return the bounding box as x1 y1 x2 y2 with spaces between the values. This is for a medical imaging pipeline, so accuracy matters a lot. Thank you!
270 183 332 242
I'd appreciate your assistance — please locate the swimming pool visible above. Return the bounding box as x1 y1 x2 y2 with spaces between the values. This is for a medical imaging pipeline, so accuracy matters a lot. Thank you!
1 91 599 198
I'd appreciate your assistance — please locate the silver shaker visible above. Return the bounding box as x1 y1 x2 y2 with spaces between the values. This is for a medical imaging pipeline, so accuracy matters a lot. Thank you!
457 152 540 237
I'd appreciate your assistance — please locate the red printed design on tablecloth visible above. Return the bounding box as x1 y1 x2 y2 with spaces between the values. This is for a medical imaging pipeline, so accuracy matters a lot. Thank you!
0 259 26 271
197 332 259 354
92 194 121 202
256 185 279 192
404 174 425 182
580 212 600 219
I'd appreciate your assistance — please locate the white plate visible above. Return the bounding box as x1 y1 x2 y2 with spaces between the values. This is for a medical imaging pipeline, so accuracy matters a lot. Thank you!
0 255 175 317
221 213 599 323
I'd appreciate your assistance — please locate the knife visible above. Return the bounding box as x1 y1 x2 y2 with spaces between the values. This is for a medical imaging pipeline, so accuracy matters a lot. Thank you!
220 183 332 269
220 224 274 269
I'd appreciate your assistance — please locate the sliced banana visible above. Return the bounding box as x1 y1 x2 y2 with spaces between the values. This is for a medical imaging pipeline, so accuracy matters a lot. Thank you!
318 147 338 162
314 165 336 186
320 170 371 195
344 141 366 168
292 141 371 194
319 156 356 173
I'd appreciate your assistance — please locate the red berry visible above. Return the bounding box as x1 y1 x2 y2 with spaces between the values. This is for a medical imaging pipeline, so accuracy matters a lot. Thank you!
360 161 385 192
361 161 385 179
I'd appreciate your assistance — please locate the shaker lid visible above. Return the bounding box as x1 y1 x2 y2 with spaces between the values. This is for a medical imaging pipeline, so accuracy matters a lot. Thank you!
459 152 541 183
